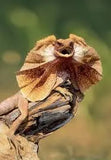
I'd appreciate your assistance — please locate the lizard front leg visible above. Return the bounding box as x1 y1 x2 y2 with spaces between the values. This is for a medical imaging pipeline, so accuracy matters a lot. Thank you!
8 94 28 136
7 93 28 160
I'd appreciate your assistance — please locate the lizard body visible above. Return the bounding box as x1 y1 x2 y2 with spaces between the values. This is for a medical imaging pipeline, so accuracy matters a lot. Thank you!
0 34 102 159
0 92 28 136
0 93 19 116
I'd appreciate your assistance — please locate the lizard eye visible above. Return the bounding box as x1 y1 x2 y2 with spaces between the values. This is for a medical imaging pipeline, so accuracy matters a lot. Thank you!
55 41 64 47
69 42 74 48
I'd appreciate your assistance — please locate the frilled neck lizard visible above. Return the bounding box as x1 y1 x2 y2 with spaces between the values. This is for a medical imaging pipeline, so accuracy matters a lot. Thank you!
0 34 102 159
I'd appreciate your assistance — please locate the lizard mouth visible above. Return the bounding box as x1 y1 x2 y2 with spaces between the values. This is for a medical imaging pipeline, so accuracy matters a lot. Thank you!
54 42 74 58
61 48 72 55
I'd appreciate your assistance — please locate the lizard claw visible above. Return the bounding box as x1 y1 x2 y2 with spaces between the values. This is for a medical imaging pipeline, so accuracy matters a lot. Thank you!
7 134 23 160
55 87 73 102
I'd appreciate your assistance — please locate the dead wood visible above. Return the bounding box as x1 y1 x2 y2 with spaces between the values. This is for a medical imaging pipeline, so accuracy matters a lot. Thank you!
0 82 79 160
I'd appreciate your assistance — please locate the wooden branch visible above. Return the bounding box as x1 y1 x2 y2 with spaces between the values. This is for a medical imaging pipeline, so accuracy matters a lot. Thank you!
0 122 39 160
0 83 79 160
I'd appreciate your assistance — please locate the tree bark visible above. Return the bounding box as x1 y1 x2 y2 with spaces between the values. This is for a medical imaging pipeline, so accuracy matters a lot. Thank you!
0 122 39 160
0 82 80 160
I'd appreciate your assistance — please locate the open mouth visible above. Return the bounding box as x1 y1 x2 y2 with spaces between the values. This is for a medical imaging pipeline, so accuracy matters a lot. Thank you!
55 47 74 58
60 48 72 55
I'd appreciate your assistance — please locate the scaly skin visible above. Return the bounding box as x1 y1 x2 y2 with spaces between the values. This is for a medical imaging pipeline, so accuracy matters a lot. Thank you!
0 34 102 160
0 92 28 136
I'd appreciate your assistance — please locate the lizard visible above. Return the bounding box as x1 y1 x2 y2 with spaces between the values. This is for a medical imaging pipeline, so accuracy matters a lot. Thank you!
0 34 102 159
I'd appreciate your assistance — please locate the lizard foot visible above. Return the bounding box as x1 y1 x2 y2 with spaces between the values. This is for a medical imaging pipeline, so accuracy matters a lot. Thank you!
7 134 23 160
55 87 73 102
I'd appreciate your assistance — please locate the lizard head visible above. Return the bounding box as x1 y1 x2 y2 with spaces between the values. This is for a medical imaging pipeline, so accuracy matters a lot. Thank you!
54 39 74 58
53 34 97 67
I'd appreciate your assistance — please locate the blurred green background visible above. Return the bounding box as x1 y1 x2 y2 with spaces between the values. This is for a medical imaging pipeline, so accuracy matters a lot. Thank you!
0 0 111 159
